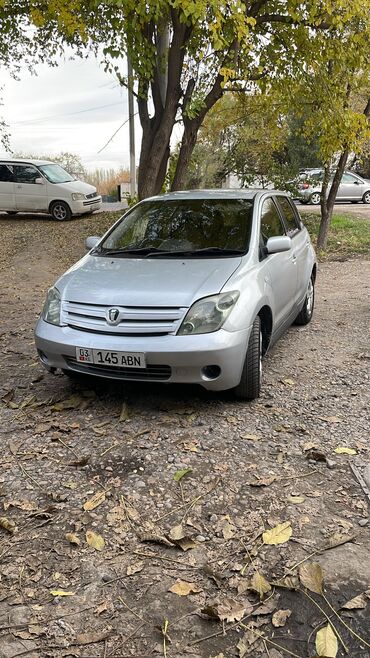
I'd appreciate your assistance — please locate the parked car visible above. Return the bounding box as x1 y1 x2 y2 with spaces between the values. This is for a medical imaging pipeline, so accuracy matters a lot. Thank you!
0 159 102 220
35 189 316 400
298 168 370 205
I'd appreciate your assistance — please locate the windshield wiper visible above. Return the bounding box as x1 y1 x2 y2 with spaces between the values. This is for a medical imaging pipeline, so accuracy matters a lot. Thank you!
149 247 244 257
99 247 163 256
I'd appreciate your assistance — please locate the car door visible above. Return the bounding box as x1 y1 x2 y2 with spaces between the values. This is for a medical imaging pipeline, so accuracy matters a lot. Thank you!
337 172 362 200
275 195 309 307
259 196 298 331
14 164 48 211
0 163 15 210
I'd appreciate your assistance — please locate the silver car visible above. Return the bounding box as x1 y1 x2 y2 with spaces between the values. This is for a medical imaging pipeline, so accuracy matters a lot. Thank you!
35 190 316 400
298 169 370 205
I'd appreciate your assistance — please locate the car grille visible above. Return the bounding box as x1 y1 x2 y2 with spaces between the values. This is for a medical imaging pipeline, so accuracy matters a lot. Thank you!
64 357 171 381
83 198 101 206
85 192 99 199
62 302 186 336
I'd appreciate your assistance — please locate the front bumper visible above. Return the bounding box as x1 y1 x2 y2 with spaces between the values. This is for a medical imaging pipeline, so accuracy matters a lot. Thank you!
34 319 251 391
70 197 102 215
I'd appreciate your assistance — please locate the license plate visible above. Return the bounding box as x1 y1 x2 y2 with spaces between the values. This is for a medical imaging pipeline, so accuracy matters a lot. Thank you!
76 348 146 368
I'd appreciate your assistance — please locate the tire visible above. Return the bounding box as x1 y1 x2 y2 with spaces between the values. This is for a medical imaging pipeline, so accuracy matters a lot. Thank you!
309 192 321 205
294 275 315 325
234 316 262 401
300 200 309 205
50 201 72 221
362 191 370 204
6 211 18 215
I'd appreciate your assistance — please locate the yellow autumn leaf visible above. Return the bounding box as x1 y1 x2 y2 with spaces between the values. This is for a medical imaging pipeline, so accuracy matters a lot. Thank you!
86 530 105 551
169 580 201 596
263 521 292 545
250 571 272 599
299 562 323 595
334 447 357 455
65 532 80 545
315 624 338 657
50 589 75 597
83 490 106 511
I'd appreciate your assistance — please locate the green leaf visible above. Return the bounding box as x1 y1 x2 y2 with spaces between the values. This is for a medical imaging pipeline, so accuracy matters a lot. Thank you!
173 468 192 482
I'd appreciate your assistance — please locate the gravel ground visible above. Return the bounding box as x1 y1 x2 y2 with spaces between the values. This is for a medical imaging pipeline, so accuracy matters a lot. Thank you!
0 214 369 658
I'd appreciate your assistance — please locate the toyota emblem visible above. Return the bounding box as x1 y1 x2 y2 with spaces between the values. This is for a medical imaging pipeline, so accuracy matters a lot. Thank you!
106 308 121 325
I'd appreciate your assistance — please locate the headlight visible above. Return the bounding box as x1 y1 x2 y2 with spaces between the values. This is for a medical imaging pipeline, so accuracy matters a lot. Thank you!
72 193 86 201
178 291 240 335
42 287 61 325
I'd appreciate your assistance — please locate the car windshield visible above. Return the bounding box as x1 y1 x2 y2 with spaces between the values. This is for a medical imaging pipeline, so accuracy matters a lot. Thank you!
99 198 254 257
38 164 75 184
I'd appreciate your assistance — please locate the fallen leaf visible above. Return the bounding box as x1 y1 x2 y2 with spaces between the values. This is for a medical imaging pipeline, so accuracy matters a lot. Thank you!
305 448 327 462
182 441 199 452
299 562 323 595
52 395 86 411
0 517 16 534
320 416 342 424
76 630 110 645
168 524 186 541
175 537 197 551
250 571 271 599
65 532 80 545
94 601 108 615
69 456 90 468
341 594 367 610
240 433 261 441
281 378 294 385
303 441 317 452
250 475 276 487
203 598 252 623
83 490 106 511
86 530 105 551
169 580 201 596
272 609 291 627
173 468 192 482
315 624 338 658
287 495 305 504
119 401 130 421
263 521 292 545
334 447 357 455
50 589 75 597
252 598 277 616
127 561 144 575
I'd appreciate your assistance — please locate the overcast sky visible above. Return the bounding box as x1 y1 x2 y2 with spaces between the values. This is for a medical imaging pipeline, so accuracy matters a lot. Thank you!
0 55 142 172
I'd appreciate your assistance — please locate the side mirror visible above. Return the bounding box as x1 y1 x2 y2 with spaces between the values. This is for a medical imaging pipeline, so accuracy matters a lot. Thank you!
266 236 292 254
85 236 101 250
35 177 45 185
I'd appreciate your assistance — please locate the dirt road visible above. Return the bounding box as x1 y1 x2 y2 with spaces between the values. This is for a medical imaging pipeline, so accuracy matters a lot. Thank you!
0 214 369 657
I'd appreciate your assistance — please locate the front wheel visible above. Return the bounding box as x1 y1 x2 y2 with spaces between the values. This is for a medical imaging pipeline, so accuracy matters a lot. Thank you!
363 191 370 204
234 316 262 401
309 192 321 205
294 275 315 325
50 201 72 221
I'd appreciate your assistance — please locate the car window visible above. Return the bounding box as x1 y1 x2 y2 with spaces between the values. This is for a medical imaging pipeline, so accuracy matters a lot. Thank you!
341 173 358 183
102 198 254 255
276 196 300 234
14 165 40 184
0 164 14 182
260 198 286 245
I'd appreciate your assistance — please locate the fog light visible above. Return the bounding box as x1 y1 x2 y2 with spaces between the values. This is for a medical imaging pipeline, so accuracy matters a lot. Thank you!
202 365 221 380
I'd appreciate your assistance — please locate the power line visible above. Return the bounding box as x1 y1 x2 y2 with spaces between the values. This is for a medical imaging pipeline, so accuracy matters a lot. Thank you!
10 101 124 126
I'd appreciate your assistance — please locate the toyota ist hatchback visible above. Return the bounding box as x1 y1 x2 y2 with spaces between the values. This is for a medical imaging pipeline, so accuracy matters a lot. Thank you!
35 190 316 400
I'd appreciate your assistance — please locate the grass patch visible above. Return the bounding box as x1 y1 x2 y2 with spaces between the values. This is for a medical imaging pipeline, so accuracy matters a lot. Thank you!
300 212 370 259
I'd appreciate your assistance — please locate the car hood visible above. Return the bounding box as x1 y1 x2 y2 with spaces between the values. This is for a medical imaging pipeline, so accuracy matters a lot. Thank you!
56 180 98 195
56 254 242 307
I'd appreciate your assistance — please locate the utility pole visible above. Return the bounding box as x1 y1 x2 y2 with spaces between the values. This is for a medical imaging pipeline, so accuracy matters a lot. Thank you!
127 56 136 197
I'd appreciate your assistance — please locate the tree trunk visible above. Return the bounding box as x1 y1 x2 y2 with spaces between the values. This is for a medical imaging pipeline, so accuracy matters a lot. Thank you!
317 150 348 251
170 74 224 191
171 122 198 190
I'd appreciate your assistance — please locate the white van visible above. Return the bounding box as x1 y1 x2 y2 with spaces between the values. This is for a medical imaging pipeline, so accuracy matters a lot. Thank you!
0 159 102 220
